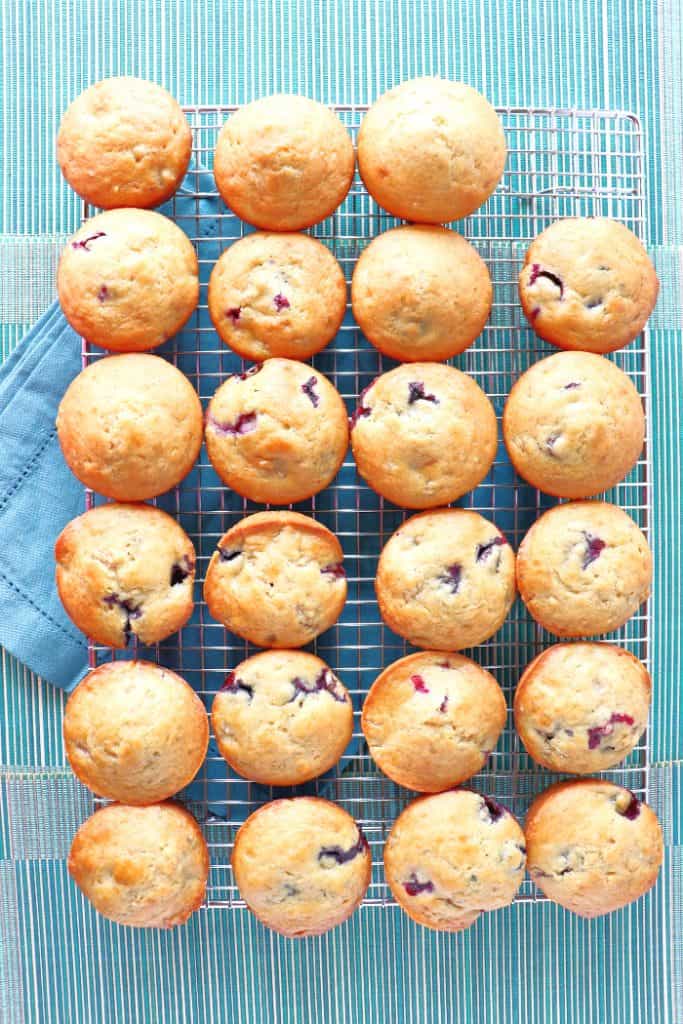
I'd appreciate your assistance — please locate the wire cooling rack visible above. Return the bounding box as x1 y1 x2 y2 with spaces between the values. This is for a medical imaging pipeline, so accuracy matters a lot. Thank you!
82 105 650 908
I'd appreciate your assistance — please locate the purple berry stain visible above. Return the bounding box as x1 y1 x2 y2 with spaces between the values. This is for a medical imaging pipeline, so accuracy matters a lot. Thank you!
71 231 106 252
97 284 108 302
410 674 430 694
302 376 320 407
288 668 348 704
170 554 194 586
103 594 142 645
221 671 254 700
408 381 439 405
476 536 505 563
530 306 541 322
226 307 241 323
321 561 345 579
318 831 367 866
481 796 505 823
237 363 262 380
403 873 435 896
350 381 376 429
440 563 462 594
587 712 635 750
273 293 290 311
209 411 258 437
438 660 451 670
582 533 606 570
529 263 564 297
439 695 449 713
564 381 581 390
218 547 242 563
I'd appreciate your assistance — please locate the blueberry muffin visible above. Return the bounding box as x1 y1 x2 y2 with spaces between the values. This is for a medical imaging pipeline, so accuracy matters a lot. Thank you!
232 798 371 936
350 363 497 508
57 77 192 209
58 209 198 352
208 232 346 361
384 791 526 931
514 642 651 773
516 502 652 637
503 352 644 498
55 503 195 647
351 226 492 361
375 509 516 650
204 512 347 647
362 652 506 792
212 651 353 786
518 218 659 353
63 661 208 803
358 78 507 223
68 802 209 928
214 95 355 230
525 780 663 917
205 359 349 504
56 354 203 501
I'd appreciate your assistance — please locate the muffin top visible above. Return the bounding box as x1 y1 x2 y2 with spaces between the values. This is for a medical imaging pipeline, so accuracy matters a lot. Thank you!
525 780 663 917
503 351 644 498
518 218 659 353
57 77 192 209
351 226 492 361
214 95 355 230
232 797 371 937
64 660 208 804
350 362 497 508
516 501 652 637
212 651 353 786
68 803 209 928
362 651 507 792
58 209 198 352
384 790 526 931
205 359 349 505
208 232 347 361
375 509 516 651
514 642 651 773
357 78 507 223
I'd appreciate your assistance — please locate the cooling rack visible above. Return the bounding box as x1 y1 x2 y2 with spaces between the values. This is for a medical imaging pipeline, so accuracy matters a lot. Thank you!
82 104 650 908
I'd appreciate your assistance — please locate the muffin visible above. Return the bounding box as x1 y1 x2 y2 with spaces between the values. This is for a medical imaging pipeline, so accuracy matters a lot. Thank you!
357 78 507 223
375 509 515 650
208 232 346 361
362 652 506 792
63 661 208 803
516 501 652 637
214 95 355 230
350 363 497 508
56 354 203 500
68 802 209 928
384 790 526 931
232 798 371 936
518 218 659 353
351 226 492 361
205 359 349 504
58 209 199 352
525 780 663 917
503 352 644 498
204 511 347 647
514 642 651 773
55 503 195 647
212 651 353 785
57 77 192 209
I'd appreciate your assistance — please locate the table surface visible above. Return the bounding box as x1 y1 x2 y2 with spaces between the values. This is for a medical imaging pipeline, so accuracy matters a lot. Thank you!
1 2 681 1023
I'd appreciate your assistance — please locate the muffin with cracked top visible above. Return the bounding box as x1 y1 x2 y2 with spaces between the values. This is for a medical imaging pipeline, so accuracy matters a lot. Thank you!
375 509 515 650
232 797 371 936
212 651 353 785
525 779 663 917
516 501 652 637
518 218 659 353
384 790 526 931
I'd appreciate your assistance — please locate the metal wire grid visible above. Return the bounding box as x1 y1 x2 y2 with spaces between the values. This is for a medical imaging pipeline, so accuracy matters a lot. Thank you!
82 105 650 909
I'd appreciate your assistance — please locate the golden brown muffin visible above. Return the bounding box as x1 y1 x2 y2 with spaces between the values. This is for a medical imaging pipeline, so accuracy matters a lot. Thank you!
358 78 506 223
375 509 516 650
68 803 209 928
208 232 347 361
232 798 371 936
63 661 208 803
503 352 644 498
518 218 659 353
350 363 497 508
56 354 203 501
55 503 195 648
351 226 491 361
205 359 349 504
514 642 651 773
525 779 663 917
204 512 347 648
516 501 652 637
57 77 192 209
214 95 355 230
212 651 353 786
384 790 526 931
58 209 198 352
362 651 506 792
